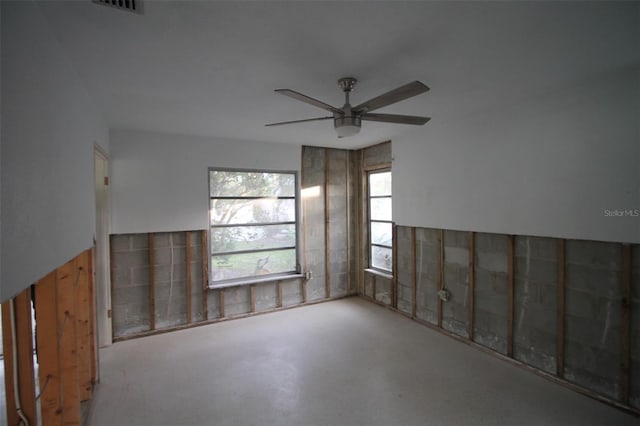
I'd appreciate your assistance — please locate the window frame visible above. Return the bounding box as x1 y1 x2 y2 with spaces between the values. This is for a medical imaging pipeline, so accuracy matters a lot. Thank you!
367 168 393 273
208 167 301 288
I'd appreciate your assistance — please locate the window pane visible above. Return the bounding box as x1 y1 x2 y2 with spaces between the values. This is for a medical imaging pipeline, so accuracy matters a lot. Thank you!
369 171 391 196
211 249 296 281
370 197 392 221
371 246 392 271
371 221 392 246
211 224 295 254
210 198 295 225
210 171 295 197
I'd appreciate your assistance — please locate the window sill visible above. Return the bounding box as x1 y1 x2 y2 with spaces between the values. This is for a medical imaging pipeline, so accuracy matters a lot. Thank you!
364 268 393 281
208 273 305 290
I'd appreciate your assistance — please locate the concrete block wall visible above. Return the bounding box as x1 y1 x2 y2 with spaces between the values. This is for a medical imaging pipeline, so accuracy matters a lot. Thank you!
415 228 439 325
153 232 189 329
513 236 557 374
473 232 509 354
565 240 623 399
442 230 470 338
364 224 640 414
631 245 640 409
111 234 151 337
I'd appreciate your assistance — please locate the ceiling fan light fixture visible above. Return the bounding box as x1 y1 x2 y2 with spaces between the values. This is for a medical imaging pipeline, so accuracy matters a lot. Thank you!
334 115 361 138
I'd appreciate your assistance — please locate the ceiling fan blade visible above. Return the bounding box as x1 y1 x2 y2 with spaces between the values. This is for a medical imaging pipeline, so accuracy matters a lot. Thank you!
265 116 334 127
352 81 429 113
275 89 343 114
361 113 431 125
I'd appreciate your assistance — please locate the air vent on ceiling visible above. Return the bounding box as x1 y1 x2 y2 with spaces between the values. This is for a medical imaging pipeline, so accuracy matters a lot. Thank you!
93 0 143 14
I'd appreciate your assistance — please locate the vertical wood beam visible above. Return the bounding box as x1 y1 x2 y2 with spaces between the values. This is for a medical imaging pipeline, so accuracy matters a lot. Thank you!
219 289 225 318
89 248 98 385
468 232 476 340
35 272 63 426
392 224 398 308
437 229 444 327
201 230 209 320
148 233 156 331
358 148 365 296
621 243 631 403
411 227 417 317
325 148 331 299
76 251 93 401
57 259 81 425
507 235 515 358
557 239 566 378
185 231 193 323
2 288 37 426
250 285 256 313
372 275 377 302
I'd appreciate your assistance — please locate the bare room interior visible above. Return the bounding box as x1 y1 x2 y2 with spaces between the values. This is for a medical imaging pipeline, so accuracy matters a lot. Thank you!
1 1 639 425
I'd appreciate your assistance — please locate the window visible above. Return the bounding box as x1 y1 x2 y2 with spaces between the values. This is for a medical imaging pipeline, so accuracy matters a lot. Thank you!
368 170 392 272
209 169 299 285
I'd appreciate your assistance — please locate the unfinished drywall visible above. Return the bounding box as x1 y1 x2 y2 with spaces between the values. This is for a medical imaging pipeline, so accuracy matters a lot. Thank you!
391 3 639 244
0 1 109 302
109 128 301 235
395 227 413 315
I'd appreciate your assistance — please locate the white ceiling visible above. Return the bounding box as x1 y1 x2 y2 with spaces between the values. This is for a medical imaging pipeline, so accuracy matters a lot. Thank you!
37 1 637 149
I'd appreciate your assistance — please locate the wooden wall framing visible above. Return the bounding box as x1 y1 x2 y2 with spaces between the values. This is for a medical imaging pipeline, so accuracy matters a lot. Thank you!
2 248 98 426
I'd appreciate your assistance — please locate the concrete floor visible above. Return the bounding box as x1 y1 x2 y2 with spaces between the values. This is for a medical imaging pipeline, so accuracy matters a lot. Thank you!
88 298 638 426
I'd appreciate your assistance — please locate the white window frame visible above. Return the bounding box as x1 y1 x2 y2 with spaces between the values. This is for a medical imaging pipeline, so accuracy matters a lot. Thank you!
367 168 393 273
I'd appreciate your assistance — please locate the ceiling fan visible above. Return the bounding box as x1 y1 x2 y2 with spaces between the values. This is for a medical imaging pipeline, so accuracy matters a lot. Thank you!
265 77 431 138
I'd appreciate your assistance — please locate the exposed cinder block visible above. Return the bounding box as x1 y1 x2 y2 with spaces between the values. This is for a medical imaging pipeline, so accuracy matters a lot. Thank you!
415 228 439 325
306 275 326 302
111 234 131 252
442 230 470 338
281 279 303 307
631 245 640 409
254 283 278 312
362 141 391 169
224 286 251 316
375 276 392 305
207 290 221 319
564 240 623 400
513 235 557 374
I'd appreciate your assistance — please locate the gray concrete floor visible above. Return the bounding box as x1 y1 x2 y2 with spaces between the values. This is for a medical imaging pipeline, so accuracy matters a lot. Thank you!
88 298 638 426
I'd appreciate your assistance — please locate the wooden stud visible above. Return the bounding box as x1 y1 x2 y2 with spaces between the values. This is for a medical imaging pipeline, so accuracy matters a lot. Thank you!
437 229 444 327
557 239 566 378
35 271 63 426
468 232 476 340
507 235 515 358
358 148 366 296
56 258 81 425
148 233 156 331
250 285 256 313
2 288 37 426
219 289 225 318
325 147 331 299
185 231 193 323
621 243 631 403
411 227 417 318
201 230 209 320
392 224 398 308
277 281 283 308
89 248 99 385
372 274 377 301
75 251 93 401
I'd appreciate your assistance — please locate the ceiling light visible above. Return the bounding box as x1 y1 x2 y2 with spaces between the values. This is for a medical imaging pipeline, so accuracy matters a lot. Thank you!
334 115 361 138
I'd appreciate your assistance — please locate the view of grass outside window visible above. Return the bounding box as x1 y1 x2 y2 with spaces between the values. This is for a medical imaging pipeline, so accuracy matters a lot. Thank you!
369 170 392 272
209 170 298 284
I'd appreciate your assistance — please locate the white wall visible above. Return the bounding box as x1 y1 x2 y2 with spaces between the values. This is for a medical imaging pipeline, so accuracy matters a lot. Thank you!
393 64 640 243
109 129 301 234
1 1 109 301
